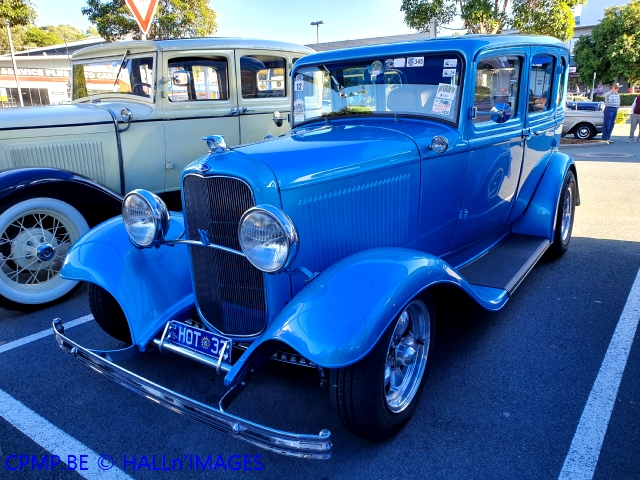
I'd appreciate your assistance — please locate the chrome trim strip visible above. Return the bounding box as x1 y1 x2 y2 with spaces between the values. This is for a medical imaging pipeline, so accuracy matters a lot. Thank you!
53 320 332 459
504 239 550 294
162 238 245 257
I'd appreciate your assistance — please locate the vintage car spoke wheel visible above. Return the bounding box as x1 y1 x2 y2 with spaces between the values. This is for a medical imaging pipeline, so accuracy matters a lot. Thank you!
89 284 131 343
0 198 89 310
330 295 434 441
573 123 596 140
546 170 576 259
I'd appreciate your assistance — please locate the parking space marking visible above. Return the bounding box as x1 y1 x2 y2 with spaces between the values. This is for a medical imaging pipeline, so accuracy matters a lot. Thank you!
0 315 93 355
559 267 640 479
0 389 133 479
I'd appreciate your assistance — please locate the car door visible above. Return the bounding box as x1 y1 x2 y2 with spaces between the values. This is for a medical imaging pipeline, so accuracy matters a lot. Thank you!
234 50 292 144
162 50 240 191
449 49 527 251
509 48 562 220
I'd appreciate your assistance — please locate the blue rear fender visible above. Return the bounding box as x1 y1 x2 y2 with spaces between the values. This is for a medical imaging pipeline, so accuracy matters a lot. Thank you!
60 214 194 348
511 151 579 240
224 247 508 387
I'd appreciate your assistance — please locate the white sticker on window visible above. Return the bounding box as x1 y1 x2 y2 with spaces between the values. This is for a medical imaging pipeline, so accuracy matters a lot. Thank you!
432 98 452 116
293 99 305 122
394 58 406 68
444 59 457 67
294 74 304 93
442 69 457 77
436 83 457 101
407 57 424 67
385 59 394 69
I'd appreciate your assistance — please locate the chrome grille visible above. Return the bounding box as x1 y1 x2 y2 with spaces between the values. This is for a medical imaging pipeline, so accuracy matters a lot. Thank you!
182 175 267 336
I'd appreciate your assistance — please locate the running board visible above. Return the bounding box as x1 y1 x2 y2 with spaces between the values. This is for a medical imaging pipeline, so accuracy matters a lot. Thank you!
457 234 550 295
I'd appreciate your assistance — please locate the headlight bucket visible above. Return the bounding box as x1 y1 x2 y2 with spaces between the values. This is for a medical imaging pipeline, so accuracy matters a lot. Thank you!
122 189 171 247
238 205 298 273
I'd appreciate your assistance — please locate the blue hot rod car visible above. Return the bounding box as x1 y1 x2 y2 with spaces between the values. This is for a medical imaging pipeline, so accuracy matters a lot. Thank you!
53 35 578 458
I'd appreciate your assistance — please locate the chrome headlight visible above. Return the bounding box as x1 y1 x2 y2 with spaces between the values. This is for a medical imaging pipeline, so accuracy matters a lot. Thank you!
238 205 298 273
122 189 170 247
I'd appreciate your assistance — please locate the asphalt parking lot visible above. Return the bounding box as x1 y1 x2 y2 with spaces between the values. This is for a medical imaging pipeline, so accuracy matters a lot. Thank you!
1 123 639 479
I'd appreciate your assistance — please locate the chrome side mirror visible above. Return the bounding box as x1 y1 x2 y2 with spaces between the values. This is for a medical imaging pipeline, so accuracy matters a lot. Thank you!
490 102 512 123
171 70 191 86
120 108 133 123
273 111 284 127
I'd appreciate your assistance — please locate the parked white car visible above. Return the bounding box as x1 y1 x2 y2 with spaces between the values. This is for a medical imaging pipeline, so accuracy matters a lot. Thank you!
562 107 603 139
0 38 313 310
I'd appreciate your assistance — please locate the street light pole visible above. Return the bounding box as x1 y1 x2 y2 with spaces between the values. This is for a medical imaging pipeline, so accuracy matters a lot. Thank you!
591 71 596 101
5 24 24 107
310 20 325 44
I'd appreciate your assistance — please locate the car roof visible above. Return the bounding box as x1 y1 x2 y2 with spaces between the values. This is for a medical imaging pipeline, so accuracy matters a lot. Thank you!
293 34 568 69
72 37 315 61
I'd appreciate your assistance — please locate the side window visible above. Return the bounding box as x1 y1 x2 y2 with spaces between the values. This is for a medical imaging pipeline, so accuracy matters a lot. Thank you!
557 57 566 106
474 56 521 124
529 55 554 112
240 55 286 99
167 57 229 102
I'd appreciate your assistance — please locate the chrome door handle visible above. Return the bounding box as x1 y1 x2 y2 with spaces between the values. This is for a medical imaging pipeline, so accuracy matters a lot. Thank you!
241 107 254 114
230 108 239 115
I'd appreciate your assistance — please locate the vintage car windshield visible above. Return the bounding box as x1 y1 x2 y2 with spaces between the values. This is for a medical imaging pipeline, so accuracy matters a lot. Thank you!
292 53 463 126
72 55 155 101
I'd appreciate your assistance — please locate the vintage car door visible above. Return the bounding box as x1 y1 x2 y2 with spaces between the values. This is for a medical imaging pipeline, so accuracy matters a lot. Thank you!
162 50 240 191
509 48 564 220
449 48 528 251
234 50 293 143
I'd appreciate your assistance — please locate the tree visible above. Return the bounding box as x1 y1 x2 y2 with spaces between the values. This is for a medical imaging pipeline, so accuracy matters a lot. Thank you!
43 24 90 41
82 0 217 42
0 0 36 27
24 26 63 46
573 0 640 89
400 0 585 40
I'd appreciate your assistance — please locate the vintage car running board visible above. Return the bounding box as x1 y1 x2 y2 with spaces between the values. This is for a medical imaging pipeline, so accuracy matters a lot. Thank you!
52 320 333 459
457 234 550 295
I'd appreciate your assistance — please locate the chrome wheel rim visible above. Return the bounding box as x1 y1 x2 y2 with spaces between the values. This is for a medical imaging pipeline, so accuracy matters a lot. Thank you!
560 186 573 243
384 300 430 413
0 209 77 293
577 126 590 139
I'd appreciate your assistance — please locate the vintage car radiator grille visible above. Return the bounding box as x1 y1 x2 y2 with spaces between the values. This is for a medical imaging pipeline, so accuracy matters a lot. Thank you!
182 175 267 336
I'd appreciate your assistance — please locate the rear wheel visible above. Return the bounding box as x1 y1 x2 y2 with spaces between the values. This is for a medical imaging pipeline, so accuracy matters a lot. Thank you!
330 295 434 441
547 170 576 259
573 123 596 140
89 284 131 343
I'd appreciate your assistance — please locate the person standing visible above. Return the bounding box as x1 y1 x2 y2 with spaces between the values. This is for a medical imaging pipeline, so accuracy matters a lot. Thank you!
629 94 640 142
602 83 622 143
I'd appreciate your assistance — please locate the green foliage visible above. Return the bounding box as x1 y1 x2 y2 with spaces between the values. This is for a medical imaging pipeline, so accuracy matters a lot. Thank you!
82 0 217 41
594 93 639 106
324 106 374 117
24 26 63 46
42 24 89 41
574 0 640 88
401 0 584 39
0 0 36 27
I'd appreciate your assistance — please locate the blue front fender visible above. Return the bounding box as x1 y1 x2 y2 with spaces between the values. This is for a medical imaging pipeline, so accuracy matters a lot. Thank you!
224 247 508 386
60 214 194 348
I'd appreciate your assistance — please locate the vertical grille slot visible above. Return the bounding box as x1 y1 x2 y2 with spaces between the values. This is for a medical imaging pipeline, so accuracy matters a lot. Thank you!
182 175 267 336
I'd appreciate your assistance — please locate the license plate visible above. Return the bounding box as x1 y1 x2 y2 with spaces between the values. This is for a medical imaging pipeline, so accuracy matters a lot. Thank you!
164 321 232 363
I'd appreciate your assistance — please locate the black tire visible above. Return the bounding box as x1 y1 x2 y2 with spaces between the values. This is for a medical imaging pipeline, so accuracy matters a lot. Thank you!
573 123 596 140
546 170 576 259
89 284 132 343
330 293 435 441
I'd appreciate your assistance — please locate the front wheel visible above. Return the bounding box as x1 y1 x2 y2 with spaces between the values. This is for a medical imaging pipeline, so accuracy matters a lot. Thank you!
0 198 89 310
546 170 576 259
330 295 434 441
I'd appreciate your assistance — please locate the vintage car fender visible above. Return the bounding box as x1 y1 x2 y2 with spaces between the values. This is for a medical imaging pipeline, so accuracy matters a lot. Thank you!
60 214 194 347
0 167 123 227
224 247 508 386
511 151 580 240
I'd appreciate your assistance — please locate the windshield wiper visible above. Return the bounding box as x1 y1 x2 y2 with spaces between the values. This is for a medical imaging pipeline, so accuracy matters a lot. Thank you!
321 65 344 93
113 50 130 89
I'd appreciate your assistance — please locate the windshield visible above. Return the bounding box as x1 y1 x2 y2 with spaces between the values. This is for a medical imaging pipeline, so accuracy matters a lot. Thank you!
292 53 463 127
72 55 155 101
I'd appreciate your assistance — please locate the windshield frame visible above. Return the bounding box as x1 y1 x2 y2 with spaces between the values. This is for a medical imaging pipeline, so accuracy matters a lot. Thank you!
290 51 465 129
71 52 157 104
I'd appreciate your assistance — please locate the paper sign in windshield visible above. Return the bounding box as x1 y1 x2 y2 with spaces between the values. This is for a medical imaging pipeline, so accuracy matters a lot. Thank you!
436 83 457 101
432 98 452 116
407 57 424 67
294 74 304 93
444 59 457 67
442 68 457 77
394 58 406 68
293 99 305 122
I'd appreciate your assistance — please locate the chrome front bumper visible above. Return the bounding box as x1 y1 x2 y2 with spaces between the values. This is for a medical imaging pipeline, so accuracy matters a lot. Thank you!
52 319 332 459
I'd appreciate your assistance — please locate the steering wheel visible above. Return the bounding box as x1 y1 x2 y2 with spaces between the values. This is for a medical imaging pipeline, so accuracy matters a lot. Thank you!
132 83 152 97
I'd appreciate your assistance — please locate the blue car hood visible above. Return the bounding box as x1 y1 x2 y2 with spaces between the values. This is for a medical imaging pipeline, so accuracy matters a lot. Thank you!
230 125 420 190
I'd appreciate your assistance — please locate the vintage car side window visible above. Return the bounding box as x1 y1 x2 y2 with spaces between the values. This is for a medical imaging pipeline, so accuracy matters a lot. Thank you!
292 53 464 126
167 57 229 102
240 55 286 99
529 55 555 112
72 56 155 100
473 56 521 124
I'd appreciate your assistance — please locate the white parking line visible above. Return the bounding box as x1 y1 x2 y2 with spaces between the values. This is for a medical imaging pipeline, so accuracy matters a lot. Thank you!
559 267 640 479
0 314 93 355
0 389 133 479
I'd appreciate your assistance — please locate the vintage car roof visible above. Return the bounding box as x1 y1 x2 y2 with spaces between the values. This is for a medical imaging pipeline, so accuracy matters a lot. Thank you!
293 34 568 68
72 37 315 61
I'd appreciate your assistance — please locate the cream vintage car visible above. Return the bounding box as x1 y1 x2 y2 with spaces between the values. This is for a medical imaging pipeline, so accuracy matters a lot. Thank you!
0 38 313 310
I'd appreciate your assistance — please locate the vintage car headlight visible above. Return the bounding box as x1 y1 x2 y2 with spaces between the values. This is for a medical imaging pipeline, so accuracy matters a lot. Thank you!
122 189 170 247
238 205 298 273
